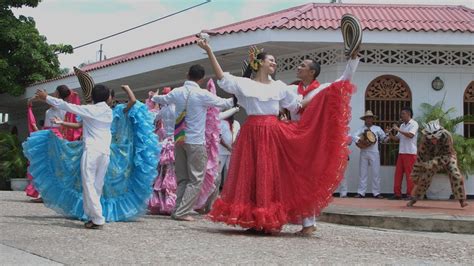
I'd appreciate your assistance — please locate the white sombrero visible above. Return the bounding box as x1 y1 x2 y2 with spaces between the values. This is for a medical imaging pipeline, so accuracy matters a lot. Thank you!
341 14 363 59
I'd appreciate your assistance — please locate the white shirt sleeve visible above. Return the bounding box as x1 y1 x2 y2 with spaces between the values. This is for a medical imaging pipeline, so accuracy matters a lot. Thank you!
352 128 363 143
46 96 96 120
201 91 234 109
217 72 241 94
408 121 419 135
336 58 360 82
152 91 176 105
395 132 401 139
219 107 239 120
279 89 302 113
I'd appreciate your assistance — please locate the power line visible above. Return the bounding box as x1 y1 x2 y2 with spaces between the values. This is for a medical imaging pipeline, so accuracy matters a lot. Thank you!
60 0 211 54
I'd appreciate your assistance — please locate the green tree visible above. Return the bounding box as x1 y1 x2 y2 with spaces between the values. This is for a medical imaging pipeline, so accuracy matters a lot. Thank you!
0 0 73 96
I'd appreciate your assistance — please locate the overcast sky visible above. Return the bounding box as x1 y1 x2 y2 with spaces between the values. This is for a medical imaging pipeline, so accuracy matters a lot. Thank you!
12 0 474 70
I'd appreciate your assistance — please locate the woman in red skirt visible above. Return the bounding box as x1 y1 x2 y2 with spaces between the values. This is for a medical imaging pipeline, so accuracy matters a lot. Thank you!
198 39 354 234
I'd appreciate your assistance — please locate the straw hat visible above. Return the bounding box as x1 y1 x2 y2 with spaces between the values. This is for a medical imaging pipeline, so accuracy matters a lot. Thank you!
360 110 377 120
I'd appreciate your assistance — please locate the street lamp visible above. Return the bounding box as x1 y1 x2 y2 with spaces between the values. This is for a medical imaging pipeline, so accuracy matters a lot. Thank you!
431 77 444 91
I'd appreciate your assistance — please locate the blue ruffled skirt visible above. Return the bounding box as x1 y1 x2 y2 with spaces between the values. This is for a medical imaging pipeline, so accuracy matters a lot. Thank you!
23 101 160 222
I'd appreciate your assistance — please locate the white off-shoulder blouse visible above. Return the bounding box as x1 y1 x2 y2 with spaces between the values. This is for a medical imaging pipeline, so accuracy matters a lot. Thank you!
217 73 301 116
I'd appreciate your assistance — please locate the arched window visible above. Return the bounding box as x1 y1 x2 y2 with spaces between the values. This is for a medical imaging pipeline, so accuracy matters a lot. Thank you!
464 81 474 138
365 75 412 165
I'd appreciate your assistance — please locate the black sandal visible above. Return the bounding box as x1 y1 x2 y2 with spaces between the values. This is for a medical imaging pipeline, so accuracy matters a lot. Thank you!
84 221 103 230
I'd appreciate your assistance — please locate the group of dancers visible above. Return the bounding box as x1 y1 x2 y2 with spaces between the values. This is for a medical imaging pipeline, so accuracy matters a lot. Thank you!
23 30 359 235
23 29 468 237
25 14 466 236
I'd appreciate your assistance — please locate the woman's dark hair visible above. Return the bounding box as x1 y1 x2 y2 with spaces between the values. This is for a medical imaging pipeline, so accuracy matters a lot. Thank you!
56 85 71 100
91 84 111 103
243 52 270 78
401 106 413 117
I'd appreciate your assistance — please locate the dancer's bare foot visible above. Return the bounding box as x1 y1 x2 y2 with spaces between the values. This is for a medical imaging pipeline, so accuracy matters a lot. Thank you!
172 215 195 222
295 225 317 237
460 199 468 208
406 199 417 207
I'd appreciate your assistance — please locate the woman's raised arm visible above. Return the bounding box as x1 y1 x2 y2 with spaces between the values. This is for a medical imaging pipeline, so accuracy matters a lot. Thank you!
197 38 224 80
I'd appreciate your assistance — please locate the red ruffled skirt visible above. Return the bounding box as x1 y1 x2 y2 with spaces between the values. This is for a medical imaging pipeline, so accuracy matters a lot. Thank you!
208 80 354 232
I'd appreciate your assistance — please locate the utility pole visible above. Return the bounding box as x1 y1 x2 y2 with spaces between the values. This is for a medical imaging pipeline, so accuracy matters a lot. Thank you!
99 44 103 61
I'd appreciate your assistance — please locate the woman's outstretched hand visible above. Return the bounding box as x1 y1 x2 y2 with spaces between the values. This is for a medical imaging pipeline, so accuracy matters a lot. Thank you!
197 38 211 53
196 32 224 80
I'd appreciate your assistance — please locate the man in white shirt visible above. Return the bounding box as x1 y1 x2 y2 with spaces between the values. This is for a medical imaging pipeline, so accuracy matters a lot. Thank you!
387 107 419 200
152 64 234 221
352 110 388 199
35 85 113 229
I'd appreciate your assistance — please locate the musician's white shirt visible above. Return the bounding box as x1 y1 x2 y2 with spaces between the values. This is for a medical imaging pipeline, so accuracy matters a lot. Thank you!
352 125 387 153
396 119 419 154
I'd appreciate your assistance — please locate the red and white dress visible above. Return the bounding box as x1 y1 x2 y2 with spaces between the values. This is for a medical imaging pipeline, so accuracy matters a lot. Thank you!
208 73 355 232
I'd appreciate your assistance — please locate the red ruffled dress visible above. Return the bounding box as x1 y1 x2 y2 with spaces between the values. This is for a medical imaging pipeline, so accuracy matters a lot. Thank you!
208 73 355 232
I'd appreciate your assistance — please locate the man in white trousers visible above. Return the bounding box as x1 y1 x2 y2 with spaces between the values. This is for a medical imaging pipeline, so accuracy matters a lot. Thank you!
36 85 113 229
352 110 388 199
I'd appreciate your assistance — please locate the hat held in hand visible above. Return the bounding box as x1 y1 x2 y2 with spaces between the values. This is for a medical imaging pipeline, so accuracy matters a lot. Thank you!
341 14 363 59
73 67 95 104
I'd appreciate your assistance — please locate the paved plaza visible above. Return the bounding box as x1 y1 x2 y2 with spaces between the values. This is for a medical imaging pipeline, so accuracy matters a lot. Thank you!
1 192 473 264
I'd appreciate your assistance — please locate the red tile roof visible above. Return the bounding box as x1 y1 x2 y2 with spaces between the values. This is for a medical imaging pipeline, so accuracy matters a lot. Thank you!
37 3 474 84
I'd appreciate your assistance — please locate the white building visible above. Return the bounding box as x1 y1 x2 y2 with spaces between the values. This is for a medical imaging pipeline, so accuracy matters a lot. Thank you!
2 3 473 195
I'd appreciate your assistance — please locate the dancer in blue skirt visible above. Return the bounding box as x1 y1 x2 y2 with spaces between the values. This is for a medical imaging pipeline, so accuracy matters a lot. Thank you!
24 85 159 229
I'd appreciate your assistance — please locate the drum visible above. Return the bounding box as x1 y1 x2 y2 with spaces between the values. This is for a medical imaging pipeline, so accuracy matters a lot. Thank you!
365 130 376 144
357 130 376 149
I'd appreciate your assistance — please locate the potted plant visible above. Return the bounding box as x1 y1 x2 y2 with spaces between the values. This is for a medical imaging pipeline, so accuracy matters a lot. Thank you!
0 131 28 191
416 97 474 199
